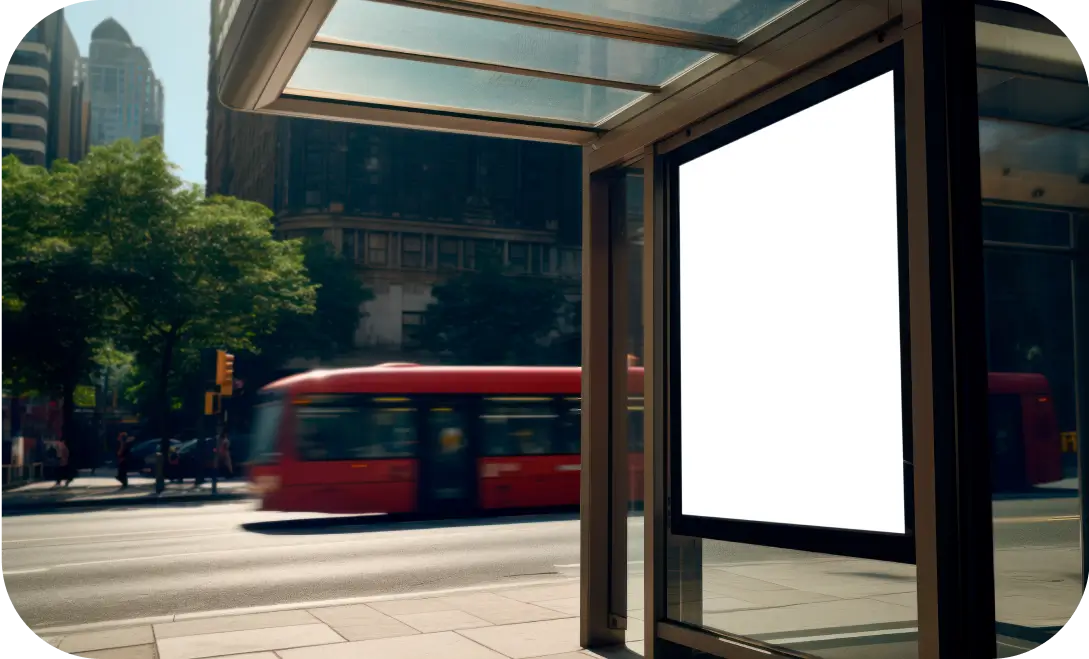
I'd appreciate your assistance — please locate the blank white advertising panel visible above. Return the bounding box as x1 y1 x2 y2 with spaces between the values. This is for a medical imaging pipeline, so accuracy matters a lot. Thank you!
679 71 906 535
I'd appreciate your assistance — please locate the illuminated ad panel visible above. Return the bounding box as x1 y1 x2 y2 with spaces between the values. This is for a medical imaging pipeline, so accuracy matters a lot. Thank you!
672 49 912 561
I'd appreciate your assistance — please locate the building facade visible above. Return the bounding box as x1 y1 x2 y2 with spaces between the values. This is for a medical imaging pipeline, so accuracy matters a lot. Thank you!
85 18 164 148
206 3 582 365
2 9 88 167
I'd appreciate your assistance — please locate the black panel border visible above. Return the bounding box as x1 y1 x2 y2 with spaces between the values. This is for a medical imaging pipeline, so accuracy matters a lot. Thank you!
666 43 916 565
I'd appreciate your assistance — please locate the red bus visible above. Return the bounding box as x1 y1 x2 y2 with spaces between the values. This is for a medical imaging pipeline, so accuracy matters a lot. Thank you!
248 365 644 515
988 372 1063 490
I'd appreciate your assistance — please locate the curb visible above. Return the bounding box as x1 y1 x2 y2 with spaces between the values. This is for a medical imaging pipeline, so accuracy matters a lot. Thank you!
2 491 253 514
32 576 580 636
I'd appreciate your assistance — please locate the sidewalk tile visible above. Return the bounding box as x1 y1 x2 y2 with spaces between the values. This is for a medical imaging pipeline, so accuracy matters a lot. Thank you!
702 598 916 637
536 598 580 616
202 654 278 659
436 593 570 625
723 561 917 598
39 636 63 647
500 584 581 604
628 609 644 621
58 626 155 653
156 623 343 659
77 644 157 659
328 620 421 642
154 610 318 639
277 631 509 659
367 598 461 616
395 610 493 633
703 587 838 608
529 654 592 659
703 596 762 613
872 592 918 610
459 617 581 658
583 640 644 657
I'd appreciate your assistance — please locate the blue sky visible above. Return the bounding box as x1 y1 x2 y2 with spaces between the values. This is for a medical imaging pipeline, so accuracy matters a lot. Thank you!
65 0 209 187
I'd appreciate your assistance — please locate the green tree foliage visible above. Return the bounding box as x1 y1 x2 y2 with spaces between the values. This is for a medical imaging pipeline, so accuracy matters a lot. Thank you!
236 238 374 410
2 156 112 449
73 139 316 439
418 260 570 365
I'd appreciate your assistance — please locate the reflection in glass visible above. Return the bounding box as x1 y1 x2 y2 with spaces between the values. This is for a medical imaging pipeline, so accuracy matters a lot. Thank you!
509 0 806 39
667 539 918 658
319 0 711 86
976 4 1087 655
288 48 646 125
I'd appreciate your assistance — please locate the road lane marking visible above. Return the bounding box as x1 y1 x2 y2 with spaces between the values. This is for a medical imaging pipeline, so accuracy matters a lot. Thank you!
2 568 50 575
2 527 223 544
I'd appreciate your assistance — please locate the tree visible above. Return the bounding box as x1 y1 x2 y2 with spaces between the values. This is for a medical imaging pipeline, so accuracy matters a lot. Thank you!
2 155 112 454
236 238 374 413
72 139 315 487
418 261 569 365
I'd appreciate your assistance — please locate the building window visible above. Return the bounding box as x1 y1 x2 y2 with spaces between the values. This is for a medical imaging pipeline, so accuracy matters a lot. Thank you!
402 312 425 349
367 232 388 266
560 249 581 276
508 242 529 274
402 233 424 269
438 238 459 270
342 230 357 261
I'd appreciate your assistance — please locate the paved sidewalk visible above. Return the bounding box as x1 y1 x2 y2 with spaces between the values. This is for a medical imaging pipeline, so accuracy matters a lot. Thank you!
32 579 642 659
2 475 251 513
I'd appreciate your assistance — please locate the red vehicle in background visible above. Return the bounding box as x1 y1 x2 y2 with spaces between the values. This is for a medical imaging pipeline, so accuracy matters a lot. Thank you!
248 365 644 515
988 372 1063 491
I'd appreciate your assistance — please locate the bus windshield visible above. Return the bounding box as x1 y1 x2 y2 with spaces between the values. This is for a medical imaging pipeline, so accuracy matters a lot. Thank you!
249 395 284 465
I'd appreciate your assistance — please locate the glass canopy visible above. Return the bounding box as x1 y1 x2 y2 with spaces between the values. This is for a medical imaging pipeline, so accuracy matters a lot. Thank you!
275 0 811 128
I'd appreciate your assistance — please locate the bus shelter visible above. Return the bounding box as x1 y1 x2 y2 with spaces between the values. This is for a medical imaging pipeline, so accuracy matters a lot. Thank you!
214 1 1089 657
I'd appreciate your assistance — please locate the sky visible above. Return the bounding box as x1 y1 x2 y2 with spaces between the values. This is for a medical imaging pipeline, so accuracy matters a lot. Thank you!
65 0 210 187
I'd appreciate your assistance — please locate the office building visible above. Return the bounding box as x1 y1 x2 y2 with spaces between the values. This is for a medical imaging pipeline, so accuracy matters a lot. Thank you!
3 9 88 166
85 18 164 147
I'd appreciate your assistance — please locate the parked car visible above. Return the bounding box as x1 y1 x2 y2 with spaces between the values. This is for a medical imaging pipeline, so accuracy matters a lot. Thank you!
134 439 181 476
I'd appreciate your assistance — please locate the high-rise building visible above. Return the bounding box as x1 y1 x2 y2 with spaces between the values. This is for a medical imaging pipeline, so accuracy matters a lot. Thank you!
85 18 164 147
3 9 88 166
205 1 581 365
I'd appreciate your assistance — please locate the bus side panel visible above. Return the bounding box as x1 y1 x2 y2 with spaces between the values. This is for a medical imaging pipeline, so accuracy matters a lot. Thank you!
478 455 580 509
1021 395 1064 486
272 459 418 514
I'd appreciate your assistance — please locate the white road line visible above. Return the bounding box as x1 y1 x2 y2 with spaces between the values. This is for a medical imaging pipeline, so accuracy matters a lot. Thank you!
33 576 580 635
2 527 223 544
2 568 50 575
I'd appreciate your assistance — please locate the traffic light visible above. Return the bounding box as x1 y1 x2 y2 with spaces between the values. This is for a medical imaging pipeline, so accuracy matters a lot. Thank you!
215 350 235 397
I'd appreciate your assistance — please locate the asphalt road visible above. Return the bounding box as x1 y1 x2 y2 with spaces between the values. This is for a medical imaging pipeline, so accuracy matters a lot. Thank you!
2 496 1081 629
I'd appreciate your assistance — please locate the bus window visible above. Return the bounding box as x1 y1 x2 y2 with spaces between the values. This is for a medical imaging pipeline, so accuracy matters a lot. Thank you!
556 398 581 455
482 398 560 456
249 396 284 465
296 395 418 460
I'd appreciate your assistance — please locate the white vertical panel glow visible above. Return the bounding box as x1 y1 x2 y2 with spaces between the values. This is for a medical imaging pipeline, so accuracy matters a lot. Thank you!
679 72 906 534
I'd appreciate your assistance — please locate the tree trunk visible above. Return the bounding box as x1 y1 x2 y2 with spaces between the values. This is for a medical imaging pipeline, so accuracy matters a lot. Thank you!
154 329 178 493
60 375 78 456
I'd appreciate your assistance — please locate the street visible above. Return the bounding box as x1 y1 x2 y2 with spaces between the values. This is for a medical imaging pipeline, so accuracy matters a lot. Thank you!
2 495 1082 631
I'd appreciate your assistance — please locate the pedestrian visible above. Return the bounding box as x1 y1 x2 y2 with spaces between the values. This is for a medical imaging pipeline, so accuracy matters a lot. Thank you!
116 432 133 488
217 431 233 479
54 441 74 487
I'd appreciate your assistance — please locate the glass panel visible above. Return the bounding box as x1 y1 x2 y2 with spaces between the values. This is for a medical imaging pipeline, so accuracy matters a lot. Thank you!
288 47 645 125
295 395 418 460
982 204 1072 247
509 0 805 39
666 539 918 657
319 0 710 86
976 5 1086 655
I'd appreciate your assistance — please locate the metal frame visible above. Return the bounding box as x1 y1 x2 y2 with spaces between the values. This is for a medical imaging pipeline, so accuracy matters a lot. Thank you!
309 34 662 93
367 0 741 54
662 44 917 565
